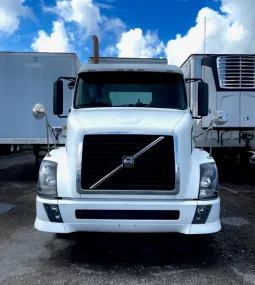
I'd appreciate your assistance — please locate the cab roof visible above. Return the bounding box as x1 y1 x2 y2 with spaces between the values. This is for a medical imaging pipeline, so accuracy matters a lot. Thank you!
78 63 183 75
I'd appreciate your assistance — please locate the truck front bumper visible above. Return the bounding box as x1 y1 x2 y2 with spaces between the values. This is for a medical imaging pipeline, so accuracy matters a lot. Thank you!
35 196 221 234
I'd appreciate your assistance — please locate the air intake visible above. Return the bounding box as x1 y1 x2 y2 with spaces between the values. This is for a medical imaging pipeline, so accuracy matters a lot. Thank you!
217 56 255 89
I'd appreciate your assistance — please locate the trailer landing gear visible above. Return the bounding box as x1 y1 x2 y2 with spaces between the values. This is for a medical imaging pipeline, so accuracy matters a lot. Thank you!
9 144 15 153
0 144 20 154
15 144 20 152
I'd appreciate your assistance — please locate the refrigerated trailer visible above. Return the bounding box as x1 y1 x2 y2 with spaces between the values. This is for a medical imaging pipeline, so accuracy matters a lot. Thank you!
181 54 255 165
0 52 81 156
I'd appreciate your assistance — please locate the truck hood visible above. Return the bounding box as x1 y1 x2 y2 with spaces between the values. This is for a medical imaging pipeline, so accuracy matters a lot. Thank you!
74 108 186 134
64 107 194 200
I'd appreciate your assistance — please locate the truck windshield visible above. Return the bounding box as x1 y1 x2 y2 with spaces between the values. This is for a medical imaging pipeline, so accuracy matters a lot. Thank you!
74 71 187 110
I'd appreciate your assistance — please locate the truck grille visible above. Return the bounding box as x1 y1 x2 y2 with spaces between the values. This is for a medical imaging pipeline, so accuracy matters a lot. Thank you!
217 56 255 89
81 135 175 191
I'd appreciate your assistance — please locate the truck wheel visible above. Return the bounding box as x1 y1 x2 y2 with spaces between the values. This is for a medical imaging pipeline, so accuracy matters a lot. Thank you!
247 151 255 166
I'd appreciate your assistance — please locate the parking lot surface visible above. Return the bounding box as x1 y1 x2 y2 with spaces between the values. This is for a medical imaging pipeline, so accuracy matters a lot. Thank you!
0 151 255 285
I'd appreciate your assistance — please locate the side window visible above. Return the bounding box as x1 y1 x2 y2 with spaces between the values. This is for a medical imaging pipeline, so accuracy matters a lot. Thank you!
75 79 90 105
183 69 190 107
178 80 186 109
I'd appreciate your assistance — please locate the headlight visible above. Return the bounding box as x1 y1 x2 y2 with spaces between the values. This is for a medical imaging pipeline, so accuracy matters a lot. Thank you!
199 162 219 199
38 160 58 198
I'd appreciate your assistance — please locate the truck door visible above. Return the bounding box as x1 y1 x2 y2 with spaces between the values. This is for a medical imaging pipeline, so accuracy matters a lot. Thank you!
216 91 240 127
240 91 255 127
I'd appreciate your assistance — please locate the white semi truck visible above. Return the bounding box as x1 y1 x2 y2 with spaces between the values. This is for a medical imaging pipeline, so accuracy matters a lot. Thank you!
0 52 81 157
33 36 225 235
181 54 255 165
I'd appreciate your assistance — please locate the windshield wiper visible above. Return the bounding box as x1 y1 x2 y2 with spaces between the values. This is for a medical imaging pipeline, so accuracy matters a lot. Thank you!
76 102 112 108
117 104 157 107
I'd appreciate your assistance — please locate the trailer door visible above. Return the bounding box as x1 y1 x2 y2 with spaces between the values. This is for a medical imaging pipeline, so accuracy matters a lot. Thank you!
240 92 255 127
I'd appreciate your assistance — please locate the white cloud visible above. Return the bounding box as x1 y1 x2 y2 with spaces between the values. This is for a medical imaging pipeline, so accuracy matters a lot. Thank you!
165 0 255 65
44 0 125 37
31 20 73 52
116 28 164 58
96 2 114 10
0 0 33 34
104 46 116 56
112 0 255 66
68 31 75 42
103 17 125 34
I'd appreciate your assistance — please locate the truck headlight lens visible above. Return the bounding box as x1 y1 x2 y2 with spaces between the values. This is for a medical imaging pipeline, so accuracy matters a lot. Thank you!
199 162 219 199
38 161 58 198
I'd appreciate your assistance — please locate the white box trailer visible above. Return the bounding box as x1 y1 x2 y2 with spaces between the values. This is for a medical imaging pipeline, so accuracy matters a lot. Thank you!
0 52 81 154
181 54 255 165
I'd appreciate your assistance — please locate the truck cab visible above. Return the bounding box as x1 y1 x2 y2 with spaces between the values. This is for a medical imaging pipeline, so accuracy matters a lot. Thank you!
33 37 220 235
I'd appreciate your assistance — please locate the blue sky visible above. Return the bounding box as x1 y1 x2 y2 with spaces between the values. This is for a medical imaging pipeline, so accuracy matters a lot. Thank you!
0 0 254 65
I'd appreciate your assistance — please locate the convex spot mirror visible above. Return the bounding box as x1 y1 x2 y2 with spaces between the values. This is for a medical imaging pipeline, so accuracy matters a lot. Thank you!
212 110 229 125
33 103 46 120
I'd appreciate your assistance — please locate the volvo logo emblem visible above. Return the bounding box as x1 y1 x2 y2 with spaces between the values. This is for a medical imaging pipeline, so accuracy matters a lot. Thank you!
122 156 134 168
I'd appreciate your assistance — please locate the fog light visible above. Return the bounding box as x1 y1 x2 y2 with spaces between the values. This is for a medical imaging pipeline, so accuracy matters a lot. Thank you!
44 204 63 223
197 206 207 214
192 205 212 224
51 205 58 213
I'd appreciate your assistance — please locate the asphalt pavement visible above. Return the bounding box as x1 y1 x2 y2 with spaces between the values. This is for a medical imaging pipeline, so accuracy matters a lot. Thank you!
0 151 255 285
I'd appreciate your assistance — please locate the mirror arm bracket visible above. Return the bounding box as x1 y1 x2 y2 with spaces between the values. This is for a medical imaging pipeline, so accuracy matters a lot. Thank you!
185 78 204 83
57 76 76 81
57 77 76 90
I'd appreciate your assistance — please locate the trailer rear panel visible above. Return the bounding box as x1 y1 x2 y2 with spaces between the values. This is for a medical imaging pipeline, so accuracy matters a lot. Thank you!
0 52 81 144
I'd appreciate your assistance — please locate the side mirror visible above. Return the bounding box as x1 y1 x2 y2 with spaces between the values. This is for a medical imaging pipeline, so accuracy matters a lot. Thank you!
53 80 63 115
198 82 209 117
32 103 46 120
